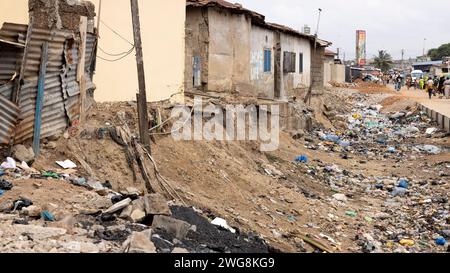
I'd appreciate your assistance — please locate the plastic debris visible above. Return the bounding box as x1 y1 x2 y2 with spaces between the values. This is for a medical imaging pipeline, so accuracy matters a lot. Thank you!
12 199 33 211
41 211 56 222
345 211 357 217
295 155 308 163
1 157 16 169
56 160 77 169
42 171 60 179
391 187 407 197
398 179 409 189
399 239 415 247
0 179 13 191
425 128 438 135
0 189 4 197
211 217 236 234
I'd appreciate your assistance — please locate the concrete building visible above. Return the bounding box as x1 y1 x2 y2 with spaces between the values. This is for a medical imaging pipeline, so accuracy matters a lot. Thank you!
1 0 186 103
185 0 331 100
323 50 345 85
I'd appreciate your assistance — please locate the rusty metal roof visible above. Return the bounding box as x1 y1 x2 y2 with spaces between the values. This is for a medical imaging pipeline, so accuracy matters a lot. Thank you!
187 0 265 22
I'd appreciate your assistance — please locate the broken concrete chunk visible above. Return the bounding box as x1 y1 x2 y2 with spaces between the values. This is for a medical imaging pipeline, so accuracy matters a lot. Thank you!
123 230 156 253
104 198 132 214
119 205 133 220
144 193 171 216
152 215 191 240
22 205 42 218
332 194 348 202
14 225 67 240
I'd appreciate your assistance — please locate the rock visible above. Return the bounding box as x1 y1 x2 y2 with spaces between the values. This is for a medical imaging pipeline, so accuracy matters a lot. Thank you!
12 145 35 164
332 194 348 202
130 209 146 223
123 230 156 253
172 247 189 253
22 205 42 218
104 198 131 214
289 130 305 140
46 142 57 149
14 225 67 240
125 187 142 195
60 241 100 253
144 193 171 216
152 215 192 240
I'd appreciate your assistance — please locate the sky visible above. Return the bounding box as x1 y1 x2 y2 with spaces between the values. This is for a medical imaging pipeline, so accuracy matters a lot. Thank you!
237 0 450 60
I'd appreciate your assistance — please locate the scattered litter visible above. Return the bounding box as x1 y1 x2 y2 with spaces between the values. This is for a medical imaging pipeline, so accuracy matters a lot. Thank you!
345 211 357 217
295 155 308 163
399 239 415 247
435 238 447 246
41 211 56 222
0 179 13 191
42 171 60 179
426 128 438 135
398 178 409 189
12 199 33 212
1 157 16 169
56 160 77 169
0 190 4 197
211 217 236 234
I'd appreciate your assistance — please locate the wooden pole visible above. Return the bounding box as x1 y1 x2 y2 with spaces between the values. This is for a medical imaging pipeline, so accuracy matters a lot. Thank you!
130 0 151 153
96 0 102 38
33 42 49 156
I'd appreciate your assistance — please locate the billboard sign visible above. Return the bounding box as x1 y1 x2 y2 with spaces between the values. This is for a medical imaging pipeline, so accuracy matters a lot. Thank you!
356 30 366 66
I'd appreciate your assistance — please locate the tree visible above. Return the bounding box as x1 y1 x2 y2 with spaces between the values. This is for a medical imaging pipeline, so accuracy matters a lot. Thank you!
373 50 393 72
428 43 450 60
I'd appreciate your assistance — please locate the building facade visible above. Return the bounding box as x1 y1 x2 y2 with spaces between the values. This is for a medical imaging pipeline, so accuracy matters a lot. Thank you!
1 0 186 103
185 0 331 101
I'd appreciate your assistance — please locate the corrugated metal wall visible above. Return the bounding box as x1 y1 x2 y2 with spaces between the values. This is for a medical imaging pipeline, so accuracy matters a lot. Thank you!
0 22 97 145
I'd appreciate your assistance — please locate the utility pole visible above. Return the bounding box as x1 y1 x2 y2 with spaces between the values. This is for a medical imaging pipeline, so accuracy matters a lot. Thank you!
130 0 151 153
401 49 404 70
423 38 427 57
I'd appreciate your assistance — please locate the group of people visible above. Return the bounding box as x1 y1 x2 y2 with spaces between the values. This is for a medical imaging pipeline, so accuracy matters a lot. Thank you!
393 73 450 100
423 76 450 100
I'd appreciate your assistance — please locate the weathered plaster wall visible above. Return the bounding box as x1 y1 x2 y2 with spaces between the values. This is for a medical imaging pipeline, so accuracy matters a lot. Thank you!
207 8 252 95
280 33 311 99
331 64 345 83
185 6 209 92
250 25 275 99
324 56 334 85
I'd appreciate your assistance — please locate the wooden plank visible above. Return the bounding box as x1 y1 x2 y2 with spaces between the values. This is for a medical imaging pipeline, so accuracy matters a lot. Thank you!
32 42 49 156
130 0 151 153
78 16 88 123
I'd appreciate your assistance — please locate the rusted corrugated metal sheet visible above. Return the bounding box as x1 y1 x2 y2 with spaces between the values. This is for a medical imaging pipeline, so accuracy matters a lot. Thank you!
0 93 19 144
0 22 97 144
15 73 68 143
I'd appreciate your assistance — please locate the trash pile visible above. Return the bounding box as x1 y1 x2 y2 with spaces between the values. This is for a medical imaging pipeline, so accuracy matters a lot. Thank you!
310 93 447 161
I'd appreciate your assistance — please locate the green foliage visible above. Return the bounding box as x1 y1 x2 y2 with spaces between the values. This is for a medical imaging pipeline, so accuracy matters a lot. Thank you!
373 50 394 72
428 43 450 60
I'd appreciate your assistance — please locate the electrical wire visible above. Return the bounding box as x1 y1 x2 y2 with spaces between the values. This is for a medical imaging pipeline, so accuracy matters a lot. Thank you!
100 19 134 46
97 47 135 62
98 45 135 56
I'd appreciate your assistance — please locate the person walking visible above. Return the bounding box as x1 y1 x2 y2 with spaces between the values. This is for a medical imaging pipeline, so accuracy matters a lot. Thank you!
419 77 425 90
444 77 450 99
427 77 435 99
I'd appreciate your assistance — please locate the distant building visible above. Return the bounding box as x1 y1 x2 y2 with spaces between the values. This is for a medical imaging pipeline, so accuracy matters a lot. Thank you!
412 60 444 73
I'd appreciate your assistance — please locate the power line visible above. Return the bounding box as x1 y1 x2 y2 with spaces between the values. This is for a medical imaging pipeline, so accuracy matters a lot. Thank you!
97 47 134 62
98 45 135 56
100 19 135 46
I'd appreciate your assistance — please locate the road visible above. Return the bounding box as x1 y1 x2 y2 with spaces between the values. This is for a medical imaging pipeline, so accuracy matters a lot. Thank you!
395 86 450 117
